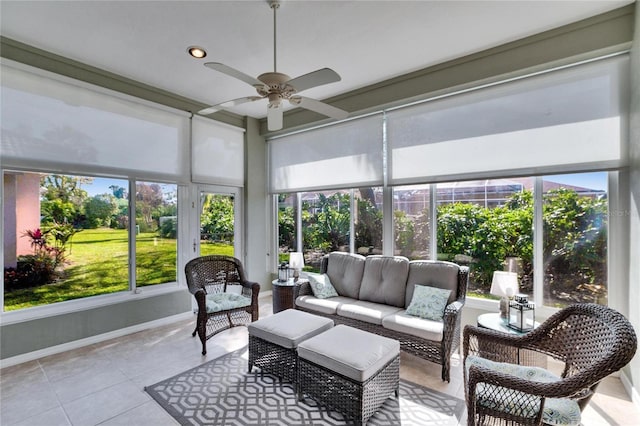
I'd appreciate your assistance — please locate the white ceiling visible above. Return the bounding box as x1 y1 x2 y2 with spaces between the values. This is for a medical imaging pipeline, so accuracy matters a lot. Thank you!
0 0 633 119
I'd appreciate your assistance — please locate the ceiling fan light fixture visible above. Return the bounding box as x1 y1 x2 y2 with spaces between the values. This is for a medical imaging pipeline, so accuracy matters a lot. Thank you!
187 46 207 59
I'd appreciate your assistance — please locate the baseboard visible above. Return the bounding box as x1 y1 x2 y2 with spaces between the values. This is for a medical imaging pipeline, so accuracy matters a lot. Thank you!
620 370 640 411
0 311 194 369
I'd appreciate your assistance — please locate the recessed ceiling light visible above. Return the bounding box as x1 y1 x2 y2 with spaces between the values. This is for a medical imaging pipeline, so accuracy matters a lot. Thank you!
187 46 207 59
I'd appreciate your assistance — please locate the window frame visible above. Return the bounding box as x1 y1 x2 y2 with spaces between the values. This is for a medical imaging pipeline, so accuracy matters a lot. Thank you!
274 171 617 318
1 169 189 321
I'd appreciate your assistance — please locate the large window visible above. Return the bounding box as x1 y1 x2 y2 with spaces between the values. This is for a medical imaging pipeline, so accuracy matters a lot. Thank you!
280 172 609 310
2 171 179 311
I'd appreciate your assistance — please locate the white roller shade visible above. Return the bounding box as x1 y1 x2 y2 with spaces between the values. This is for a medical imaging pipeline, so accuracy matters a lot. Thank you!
0 61 190 182
269 114 383 193
191 116 245 186
387 56 629 185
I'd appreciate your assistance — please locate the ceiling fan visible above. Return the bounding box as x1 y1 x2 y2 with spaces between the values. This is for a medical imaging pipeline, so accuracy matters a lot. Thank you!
198 0 348 131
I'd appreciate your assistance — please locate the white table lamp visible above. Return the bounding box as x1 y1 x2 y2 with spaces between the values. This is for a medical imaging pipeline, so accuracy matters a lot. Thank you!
289 252 305 281
490 271 519 319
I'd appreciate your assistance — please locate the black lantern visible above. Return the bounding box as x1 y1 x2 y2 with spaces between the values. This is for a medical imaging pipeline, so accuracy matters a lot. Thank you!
508 294 535 332
278 262 289 282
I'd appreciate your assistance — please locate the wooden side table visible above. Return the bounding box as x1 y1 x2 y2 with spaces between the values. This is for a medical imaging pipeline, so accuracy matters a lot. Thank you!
271 279 307 313
476 312 545 367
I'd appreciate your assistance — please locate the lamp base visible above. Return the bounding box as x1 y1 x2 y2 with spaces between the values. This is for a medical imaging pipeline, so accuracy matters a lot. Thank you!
499 297 509 319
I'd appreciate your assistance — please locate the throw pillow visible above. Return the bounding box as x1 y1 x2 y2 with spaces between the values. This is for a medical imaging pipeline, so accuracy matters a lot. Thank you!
307 272 339 299
406 285 451 321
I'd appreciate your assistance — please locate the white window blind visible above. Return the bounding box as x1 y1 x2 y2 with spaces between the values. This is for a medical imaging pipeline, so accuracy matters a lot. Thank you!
269 114 383 193
191 116 245 186
387 56 629 185
0 61 190 182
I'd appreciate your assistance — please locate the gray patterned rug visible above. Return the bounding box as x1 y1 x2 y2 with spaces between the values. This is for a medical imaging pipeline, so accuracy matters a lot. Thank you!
145 347 465 425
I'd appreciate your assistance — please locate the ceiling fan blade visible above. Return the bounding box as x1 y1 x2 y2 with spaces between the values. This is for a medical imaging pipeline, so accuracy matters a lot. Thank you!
204 62 266 89
198 96 263 115
267 103 283 131
286 68 341 92
289 96 349 120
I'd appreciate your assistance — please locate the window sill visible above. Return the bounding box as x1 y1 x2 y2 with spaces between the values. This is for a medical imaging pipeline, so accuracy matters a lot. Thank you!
1 282 184 326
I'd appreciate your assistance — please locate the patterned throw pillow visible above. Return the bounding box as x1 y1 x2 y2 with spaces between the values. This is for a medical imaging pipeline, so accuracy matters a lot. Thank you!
406 285 451 321
307 273 339 299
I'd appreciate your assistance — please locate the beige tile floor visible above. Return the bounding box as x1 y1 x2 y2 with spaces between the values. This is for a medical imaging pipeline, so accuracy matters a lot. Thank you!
1 295 638 425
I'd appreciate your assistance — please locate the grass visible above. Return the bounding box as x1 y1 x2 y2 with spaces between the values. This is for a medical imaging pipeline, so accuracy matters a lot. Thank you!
4 228 233 311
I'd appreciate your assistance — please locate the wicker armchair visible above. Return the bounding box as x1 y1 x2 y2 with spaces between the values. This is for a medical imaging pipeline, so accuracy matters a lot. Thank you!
185 255 260 355
463 303 637 426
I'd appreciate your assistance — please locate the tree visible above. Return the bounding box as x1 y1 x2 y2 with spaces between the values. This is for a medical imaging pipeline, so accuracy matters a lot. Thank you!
40 175 91 225
83 194 118 228
201 195 234 241
136 183 164 231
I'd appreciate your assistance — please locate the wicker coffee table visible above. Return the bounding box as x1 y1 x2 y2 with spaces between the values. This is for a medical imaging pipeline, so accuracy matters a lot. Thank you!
248 309 334 384
297 325 400 425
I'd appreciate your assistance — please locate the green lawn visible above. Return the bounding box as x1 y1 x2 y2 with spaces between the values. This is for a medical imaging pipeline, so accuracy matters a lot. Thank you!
4 228 232 311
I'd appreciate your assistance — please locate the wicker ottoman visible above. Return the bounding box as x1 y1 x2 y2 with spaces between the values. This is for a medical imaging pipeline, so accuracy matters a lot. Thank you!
248 309 334 384
297 325 400 425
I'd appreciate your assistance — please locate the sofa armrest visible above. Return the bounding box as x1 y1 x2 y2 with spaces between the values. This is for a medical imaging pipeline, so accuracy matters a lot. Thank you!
298 281 313 297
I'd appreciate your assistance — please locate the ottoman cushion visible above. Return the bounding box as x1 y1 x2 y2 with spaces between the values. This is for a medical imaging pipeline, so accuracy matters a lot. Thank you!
297 324 400 382
248 309 334 349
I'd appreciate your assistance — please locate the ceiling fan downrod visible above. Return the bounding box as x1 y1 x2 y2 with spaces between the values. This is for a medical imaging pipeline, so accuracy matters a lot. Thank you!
269 0 280 73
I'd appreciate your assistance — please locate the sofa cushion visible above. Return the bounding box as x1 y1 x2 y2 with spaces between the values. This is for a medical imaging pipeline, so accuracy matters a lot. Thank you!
295 295 356 315
406 285 451 321
336 300 403 325
359 255 409 308
381 310 444 342
325 252 366 299
405 260 460 308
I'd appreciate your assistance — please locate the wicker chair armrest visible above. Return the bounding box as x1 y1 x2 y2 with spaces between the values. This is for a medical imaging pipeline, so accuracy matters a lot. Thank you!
443 300 464 330
248 281 260 304
193 288 207 311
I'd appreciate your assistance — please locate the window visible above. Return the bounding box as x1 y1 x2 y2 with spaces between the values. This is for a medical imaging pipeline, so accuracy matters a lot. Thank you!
136 181 178 287
542 172 608 307
3 171 180 311
278 172 609 310
393 184 431 259
302 190 351 272
436 178 533 298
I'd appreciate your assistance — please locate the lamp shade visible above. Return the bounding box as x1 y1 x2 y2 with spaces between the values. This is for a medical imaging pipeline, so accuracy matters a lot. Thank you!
289 252 305 270
490 271 519 298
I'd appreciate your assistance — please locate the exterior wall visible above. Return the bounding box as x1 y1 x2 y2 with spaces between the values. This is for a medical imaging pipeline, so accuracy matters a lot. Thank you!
3 172 41 268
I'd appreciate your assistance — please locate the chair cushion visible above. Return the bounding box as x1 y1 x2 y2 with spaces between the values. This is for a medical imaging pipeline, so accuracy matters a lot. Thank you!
307 272 339 299
405 285 451 321
381 310 444 341
205 293 251 313
358 255 409 307
465 355 581 426
325 252 366 299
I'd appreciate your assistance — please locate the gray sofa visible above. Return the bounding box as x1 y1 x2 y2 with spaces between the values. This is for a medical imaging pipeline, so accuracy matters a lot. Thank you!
295 252 469 382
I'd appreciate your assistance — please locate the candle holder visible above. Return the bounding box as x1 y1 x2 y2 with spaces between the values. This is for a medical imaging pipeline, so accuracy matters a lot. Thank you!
278 262 289 282
508 294 535 332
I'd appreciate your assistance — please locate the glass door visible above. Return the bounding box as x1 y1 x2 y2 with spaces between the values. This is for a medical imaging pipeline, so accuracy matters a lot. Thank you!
197 185 242 259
